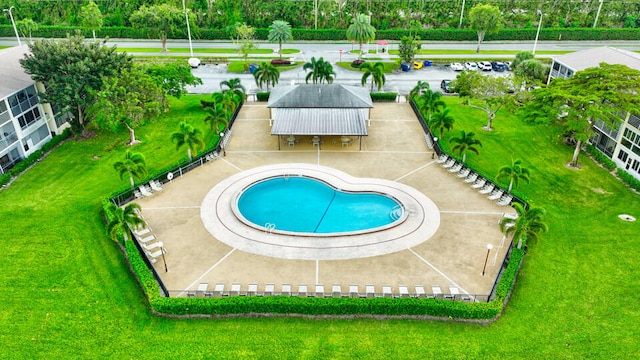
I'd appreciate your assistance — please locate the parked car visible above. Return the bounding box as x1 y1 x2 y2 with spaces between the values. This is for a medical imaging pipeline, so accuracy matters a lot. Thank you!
491 61 506 72
478 61 492 71
450 62 464 71
413 61 424 70
464 62 479 71
440 79 452 93
504 61 512 71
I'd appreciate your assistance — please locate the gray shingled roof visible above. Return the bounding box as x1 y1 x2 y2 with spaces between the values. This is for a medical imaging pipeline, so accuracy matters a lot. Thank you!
0 45 34 99
271 108 368 136
268 84 373 108
552 46 640 72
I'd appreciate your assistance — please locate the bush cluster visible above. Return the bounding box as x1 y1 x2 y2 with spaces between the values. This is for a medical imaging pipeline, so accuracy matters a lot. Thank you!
617 169 640 192
585 144 617 171
270 59 291 66
256 92 270 102
370 92 397 102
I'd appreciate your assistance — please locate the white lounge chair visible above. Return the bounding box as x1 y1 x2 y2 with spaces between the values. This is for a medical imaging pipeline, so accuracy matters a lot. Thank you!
314 284 325 298
382 285 393 298
247 283 258 296
497 195 513 206
145 247 166 260
133 226 152 237
331 284 342 298
137 234 157 244
133 190 142 199
435 154 448 164
442 159 455 168
488 189 504 200
463 173 478 183
471 178 486 189
398 285 409 298
150 180 163 192
432 285 443 298
297 284 308 297
365 284 376 298
142 241 163 252
456 168 471 178
139 185 153 197
281 284 292 296
214 283 225 297
230 283 242 296
503 212 518 220
414 285 426 298
479 184 495 195
448 163 463 173
263 283 275 296
349 284 360 298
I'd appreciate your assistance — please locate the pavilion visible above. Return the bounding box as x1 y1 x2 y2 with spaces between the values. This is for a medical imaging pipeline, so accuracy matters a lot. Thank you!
267 84 373 150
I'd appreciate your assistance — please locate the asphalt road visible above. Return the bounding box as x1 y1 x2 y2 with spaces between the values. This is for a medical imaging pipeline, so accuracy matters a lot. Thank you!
4 37 640 96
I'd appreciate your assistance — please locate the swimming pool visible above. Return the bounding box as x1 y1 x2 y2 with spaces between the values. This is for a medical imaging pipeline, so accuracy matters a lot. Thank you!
237 176 404 234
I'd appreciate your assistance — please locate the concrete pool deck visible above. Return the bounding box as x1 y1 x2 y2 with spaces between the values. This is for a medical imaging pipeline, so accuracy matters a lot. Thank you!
135 102 514 298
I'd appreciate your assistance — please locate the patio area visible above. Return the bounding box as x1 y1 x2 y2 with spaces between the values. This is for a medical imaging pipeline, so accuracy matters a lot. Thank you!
133 102 514 299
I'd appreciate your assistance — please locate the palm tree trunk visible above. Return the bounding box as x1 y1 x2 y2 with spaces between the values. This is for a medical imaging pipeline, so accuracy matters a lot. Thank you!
125 123 138 145
508 179 514 193
279 41 283 60
161 36 168 52
462 153 467 163
187 148 192 161
129 175 135 189
571 140 582 167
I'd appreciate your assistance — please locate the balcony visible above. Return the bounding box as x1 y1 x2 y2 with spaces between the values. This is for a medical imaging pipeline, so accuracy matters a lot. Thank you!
0 132 18 152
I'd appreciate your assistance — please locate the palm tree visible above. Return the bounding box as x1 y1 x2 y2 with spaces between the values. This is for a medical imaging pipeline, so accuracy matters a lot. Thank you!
268 20 293 60
219 78 246 100
419 89 446 121
203 105 229 133
303 57 336 84
496 159 531 193
408 80 430 102
105 202 146 243
346 14 376 60
449 130 482 163
253 62 280 91
220 90 241 116
113 150 147 188
170 121 204 161
360 62 386 91
429 108 455 138
499 202 548 249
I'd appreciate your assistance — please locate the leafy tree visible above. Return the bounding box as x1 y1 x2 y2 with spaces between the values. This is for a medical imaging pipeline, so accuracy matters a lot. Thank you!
220 78 247 100
511 51 535 71
113 150 147 188
130 4 185 52
418 89 445 122
429 108 455 138
268 20 293 60
346 14 376 60
20 34 132 134
499 202 548 249
303 57 336 84
407 80 429 102
16 18 38 43
171 121 204 160
514 59 549 88
457 72 514 130
496 159 530 193
469 4 503 53
450 70 478 98
230 22 257 63
90 67 165 145
105 202 146 243
253 62 280 91
449 130 482 163
524 63 640 167
79 0 103 39
398 35 421 65
203 106 229 134
220 91 241 116
360 62 386 91
140 61 203 98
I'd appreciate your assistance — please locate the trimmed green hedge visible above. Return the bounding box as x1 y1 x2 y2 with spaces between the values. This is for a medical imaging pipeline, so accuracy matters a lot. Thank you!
256 92 270 102
585 144 617 171
370 92 397 102
617 168 640 192
2 25 639 41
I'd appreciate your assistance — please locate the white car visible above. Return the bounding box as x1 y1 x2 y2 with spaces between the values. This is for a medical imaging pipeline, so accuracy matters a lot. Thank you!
465 62 478 71
478 61 492 71
450 62 464 71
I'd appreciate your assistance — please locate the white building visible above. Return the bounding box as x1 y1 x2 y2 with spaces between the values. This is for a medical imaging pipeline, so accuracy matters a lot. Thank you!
0 45 68 174
549 47 640 181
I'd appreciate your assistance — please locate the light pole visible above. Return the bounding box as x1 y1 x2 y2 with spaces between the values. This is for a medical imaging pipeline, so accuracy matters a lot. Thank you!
458 0 466 28
182 0 200 68
431 137 438 159
593 0 604 28
3 6 21 47
219 132 226 156
482 244 493 276
532 10 543 55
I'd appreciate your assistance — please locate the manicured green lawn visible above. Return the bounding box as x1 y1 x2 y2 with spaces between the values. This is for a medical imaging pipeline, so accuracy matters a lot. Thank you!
336 61 398 73
0 95 638 357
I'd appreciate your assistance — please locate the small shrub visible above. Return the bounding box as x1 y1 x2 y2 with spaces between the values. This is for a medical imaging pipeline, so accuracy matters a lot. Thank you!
370 92 397 102
200 100 216 109
271 59 291 66
256 92 270 102
585 144 617 171
617 169 640 192
0 173 11 187
351 59 365 68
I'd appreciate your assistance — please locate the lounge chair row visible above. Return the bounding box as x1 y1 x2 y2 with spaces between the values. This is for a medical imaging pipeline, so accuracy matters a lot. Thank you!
132 226 166 264
134 180 163 199
436 154 513 207
185 283 474 301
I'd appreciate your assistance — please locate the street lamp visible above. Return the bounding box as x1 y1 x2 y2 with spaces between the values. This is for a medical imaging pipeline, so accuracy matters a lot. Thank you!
182 0 200 68
432 137 438 159
220 132 226 156
3 6 21 47
482 244 493 276
593 0 604 28
532 10 543 55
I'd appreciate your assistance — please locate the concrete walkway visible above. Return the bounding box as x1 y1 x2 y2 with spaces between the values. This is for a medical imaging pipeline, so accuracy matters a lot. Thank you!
134 102 513 298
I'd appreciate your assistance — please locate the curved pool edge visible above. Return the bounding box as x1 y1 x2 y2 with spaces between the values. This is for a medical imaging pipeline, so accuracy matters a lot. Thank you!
201 163 440 260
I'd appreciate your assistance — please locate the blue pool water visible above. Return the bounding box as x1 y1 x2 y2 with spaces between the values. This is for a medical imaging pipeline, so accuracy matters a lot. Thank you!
237 176 403 234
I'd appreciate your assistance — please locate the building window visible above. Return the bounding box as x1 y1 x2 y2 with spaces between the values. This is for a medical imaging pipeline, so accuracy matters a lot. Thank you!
22 124 49 149
8 85 40 117
618 150 628 162
18 107 41 130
